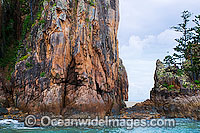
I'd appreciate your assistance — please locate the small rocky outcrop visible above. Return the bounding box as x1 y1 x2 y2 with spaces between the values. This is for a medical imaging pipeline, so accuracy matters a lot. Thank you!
120 100 161 119
150 60 200 120
11 0 128 117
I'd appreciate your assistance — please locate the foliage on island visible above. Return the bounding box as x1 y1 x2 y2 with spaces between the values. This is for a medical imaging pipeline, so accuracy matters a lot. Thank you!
163 11 200 83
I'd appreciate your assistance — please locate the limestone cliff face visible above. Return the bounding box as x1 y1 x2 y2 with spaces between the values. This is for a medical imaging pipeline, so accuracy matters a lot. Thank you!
151 60 200 120
12 0 128 117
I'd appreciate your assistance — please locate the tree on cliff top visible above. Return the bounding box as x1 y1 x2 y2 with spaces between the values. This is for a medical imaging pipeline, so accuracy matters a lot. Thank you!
164 10 200 81
171 10 193 62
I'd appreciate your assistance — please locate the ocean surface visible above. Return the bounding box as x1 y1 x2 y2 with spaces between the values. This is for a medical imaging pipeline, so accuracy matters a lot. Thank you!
0 118 199 133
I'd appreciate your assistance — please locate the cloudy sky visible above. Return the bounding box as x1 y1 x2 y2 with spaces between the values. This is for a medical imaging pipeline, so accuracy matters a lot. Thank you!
118 0 200 101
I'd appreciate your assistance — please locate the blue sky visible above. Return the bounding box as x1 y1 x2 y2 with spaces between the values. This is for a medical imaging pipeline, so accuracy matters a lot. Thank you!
118 0 200 101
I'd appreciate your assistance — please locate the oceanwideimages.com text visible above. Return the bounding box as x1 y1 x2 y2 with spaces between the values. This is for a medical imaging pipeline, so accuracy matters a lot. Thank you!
25 115 176 129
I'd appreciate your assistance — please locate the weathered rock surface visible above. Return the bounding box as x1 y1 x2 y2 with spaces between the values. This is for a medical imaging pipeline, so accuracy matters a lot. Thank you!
120 99 161 119
118 59 128 101
150 60 200 120
0 72 12 108
0 78 8 107
12 0 128 117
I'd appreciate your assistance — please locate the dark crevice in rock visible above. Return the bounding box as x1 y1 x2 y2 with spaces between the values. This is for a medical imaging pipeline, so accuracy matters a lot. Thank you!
62 82 67 114
95 80 103 96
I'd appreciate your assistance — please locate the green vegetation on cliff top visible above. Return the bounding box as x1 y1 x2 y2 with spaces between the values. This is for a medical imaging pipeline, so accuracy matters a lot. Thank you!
163 10 200 82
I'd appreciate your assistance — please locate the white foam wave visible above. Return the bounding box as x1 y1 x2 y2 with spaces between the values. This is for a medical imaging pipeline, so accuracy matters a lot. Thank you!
0 119 19 125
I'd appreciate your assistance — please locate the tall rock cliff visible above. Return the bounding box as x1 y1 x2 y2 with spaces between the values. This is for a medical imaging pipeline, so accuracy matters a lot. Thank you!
11 0 128 117
151 60 200 120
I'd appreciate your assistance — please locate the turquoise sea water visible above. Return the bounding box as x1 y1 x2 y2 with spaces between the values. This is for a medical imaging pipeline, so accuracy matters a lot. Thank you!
0 118 200 133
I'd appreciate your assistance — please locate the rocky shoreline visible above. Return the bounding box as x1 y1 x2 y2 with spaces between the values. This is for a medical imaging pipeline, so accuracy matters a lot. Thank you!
120 100 161 120
0 0 200 123
1 58 200 121
0 107 27 122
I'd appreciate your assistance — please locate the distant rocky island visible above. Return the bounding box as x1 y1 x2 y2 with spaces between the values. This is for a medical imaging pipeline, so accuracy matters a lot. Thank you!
0 0 200 121
121 59 200 120
121 11 200 120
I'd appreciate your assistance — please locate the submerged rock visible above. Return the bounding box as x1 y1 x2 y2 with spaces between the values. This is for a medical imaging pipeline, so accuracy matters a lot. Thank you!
11 0 128 117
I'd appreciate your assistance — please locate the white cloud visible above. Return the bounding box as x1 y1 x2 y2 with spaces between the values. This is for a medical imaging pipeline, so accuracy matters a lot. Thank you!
118 0 200 101
122 59 155 101
120 29 181 59
118 0 200 41
119 29 181 101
